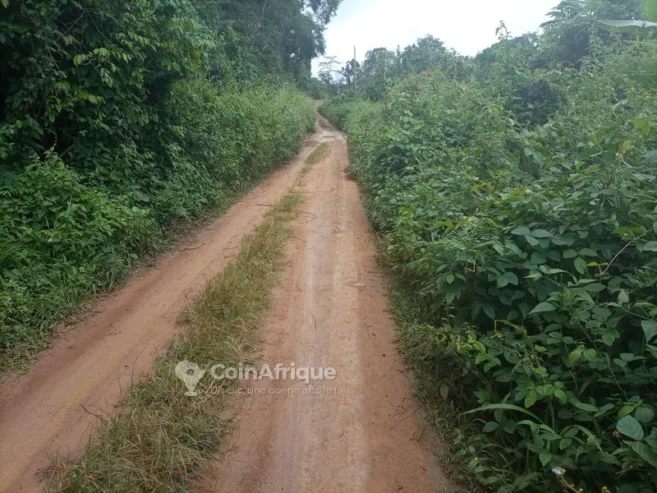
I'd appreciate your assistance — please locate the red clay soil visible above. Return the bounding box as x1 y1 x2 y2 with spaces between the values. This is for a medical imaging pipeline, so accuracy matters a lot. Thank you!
196 126 457 493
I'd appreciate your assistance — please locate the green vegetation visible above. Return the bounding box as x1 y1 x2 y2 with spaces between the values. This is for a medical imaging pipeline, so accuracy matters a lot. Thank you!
57 191 302 493
0 0 343 360
305 142 330 166
322 1 657 492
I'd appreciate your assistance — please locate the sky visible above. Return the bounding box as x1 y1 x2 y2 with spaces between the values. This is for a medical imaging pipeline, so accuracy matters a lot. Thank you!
313 0 560 74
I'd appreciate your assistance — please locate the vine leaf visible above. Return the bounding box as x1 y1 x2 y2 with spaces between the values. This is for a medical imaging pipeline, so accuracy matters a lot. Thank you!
617 415 644 441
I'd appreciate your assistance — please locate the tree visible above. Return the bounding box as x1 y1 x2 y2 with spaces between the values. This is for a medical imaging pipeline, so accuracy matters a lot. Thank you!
359 48 397 101
540 0 644 67
399 35 447 76
341 59 361 92
191 0 343 84
318 55 343 95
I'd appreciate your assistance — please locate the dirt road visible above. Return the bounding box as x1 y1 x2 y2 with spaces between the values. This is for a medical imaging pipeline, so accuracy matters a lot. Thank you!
0 117 454 493
0 135 320 492
197 121 455 493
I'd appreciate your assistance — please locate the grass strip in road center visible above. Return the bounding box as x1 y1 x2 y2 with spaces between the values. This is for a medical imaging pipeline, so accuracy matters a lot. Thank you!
54 192 303 493
305 142 329 166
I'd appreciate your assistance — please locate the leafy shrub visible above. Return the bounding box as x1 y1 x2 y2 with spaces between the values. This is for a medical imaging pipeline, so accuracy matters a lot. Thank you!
329 42 657 493
0 87 313 352
0 154 152 348
319 96 352 130
0 0 321 356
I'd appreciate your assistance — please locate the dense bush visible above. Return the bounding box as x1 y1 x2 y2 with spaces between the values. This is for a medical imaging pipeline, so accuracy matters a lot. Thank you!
318 96 369 131
0 87 313 351
326 39 657 493
0 0 320 354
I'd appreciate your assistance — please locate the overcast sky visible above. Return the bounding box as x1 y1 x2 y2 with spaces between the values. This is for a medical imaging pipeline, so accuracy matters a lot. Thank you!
314 0 560 73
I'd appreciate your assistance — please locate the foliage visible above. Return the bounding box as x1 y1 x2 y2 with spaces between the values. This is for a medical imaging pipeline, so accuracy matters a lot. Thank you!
318 95 363 130
193 0 341 87
324 20 657 493
0 0 319 357
318 0 651 102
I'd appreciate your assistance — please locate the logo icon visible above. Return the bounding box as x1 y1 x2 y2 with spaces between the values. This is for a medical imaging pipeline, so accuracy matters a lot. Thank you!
175 361 206 396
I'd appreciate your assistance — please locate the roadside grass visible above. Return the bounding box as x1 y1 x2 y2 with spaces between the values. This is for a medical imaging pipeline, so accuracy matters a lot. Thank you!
55 191 303 493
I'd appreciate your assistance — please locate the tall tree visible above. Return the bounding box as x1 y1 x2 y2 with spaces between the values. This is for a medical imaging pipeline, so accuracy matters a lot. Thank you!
541 0 644 67
359 48 397 101
192 0 342 84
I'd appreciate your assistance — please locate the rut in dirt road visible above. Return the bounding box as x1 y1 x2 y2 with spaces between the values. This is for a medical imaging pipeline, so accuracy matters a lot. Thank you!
0 133 324 493
198 125 457 493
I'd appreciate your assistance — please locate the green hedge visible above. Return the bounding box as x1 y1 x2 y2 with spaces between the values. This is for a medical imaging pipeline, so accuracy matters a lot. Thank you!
327 43 657 493
0 87 314 352
0 0 315 355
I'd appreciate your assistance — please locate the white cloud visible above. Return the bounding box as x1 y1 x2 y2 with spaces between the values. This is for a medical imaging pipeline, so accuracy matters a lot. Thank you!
314 0 560 73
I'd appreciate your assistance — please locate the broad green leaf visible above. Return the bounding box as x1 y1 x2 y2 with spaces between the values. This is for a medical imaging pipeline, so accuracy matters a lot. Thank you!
633 117 651 136
529 302 556 315
579 248 597 257
568 347 584 367
602 330 619 346
617 415 644 440
635 407 655 424
531 229 552 238
563 249 578 259
628 442 657 468
525 390 538 408
482 421 499 433
539 450 552 466
619 405 635 419
524 235 539 246
641 320 657 343
618 290 630 304
583 283 605 293
552 234 576 246
511 226 530 236
640 241 657 252
482 303 496 320
583 348 597 361
572 401 599 413
574 257 588 275
497 272 519 288
554 389 568 404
